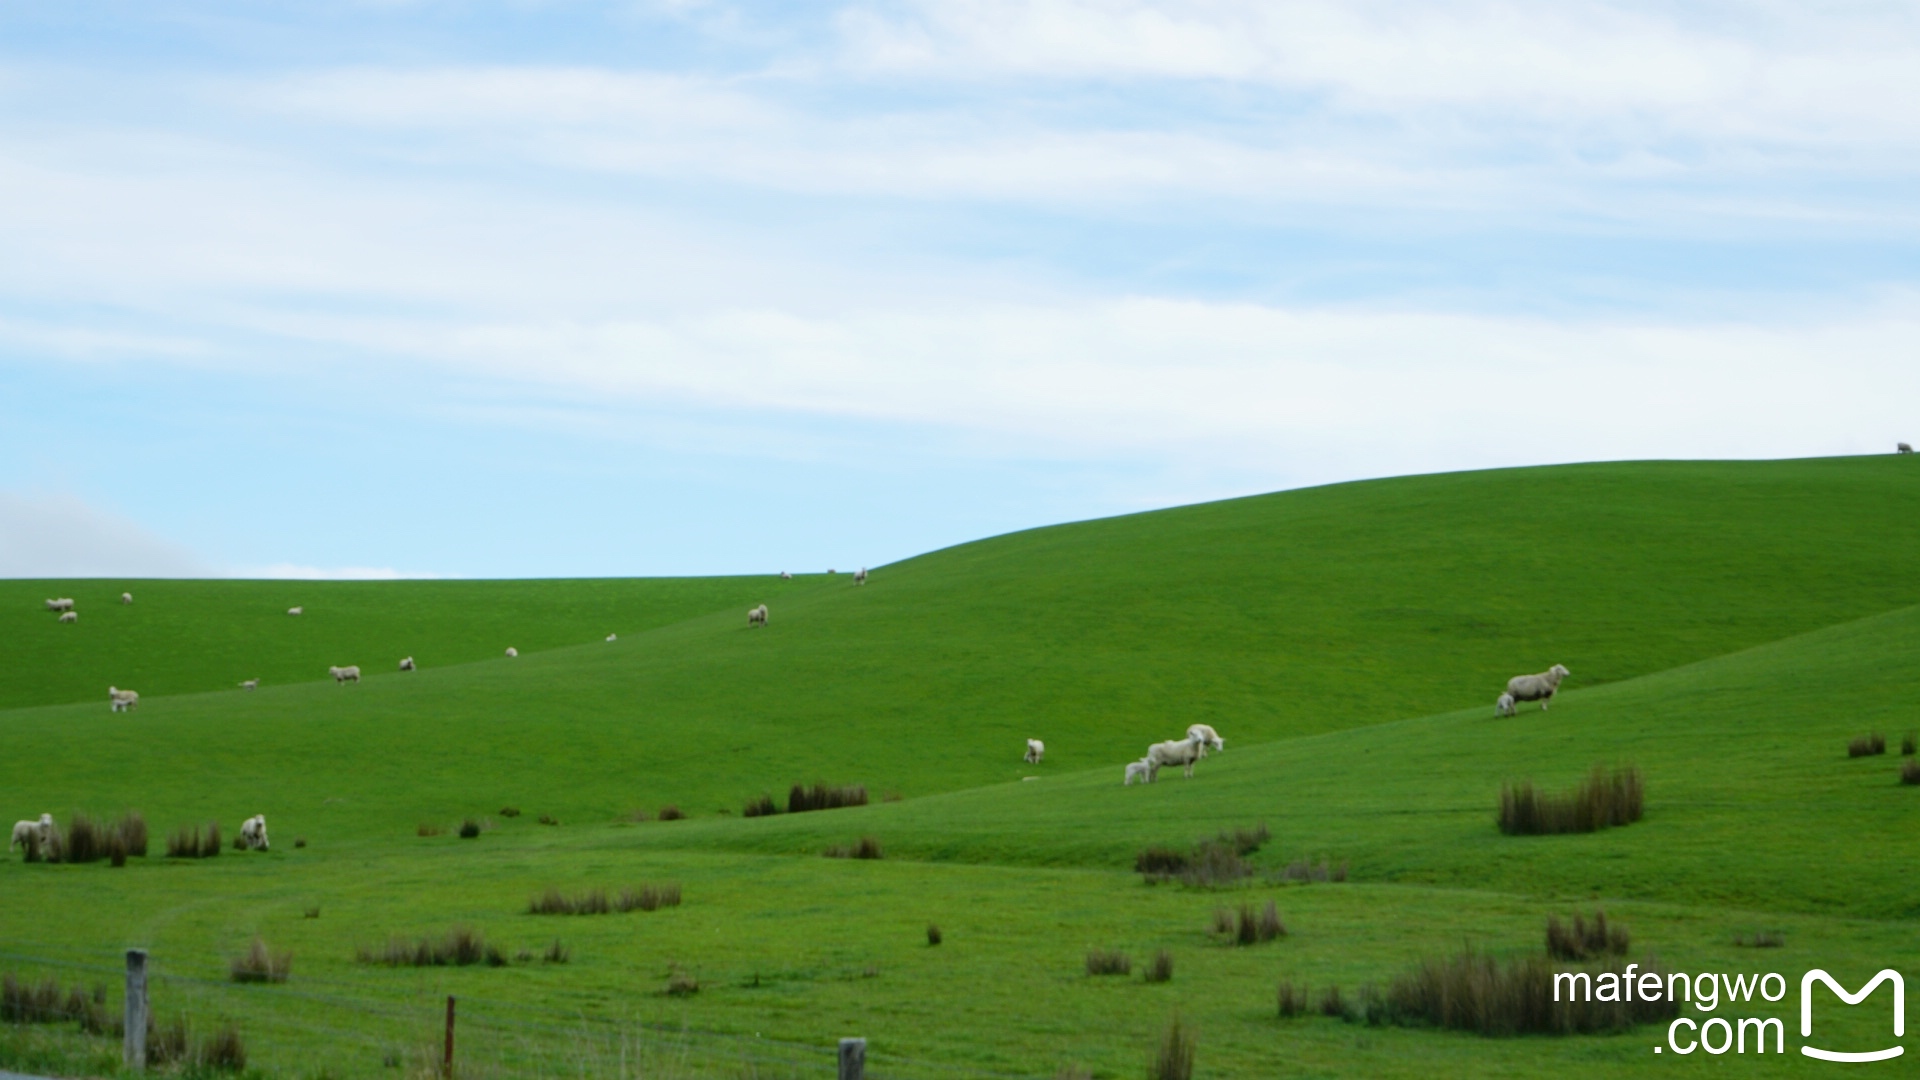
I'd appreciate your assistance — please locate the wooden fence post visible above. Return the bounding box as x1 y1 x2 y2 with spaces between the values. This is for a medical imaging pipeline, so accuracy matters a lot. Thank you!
444 995 456 1078
124 948 149 1071
838 1037 865 1080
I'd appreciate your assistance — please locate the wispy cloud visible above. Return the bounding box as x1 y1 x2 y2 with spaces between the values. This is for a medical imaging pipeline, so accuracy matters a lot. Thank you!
0 490 210 578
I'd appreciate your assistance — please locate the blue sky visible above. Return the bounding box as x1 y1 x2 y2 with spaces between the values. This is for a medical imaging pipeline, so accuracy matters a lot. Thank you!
4 1 1918 578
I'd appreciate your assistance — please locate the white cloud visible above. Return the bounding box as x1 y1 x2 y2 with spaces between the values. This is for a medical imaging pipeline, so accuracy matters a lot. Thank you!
0 491 210 578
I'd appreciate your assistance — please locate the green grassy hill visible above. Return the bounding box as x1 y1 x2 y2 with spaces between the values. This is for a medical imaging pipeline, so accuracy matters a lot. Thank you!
2 455 1916 1079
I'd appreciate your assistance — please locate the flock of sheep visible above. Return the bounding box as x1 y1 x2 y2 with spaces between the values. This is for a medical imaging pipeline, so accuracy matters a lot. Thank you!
8 813 269 855
41 593 132 624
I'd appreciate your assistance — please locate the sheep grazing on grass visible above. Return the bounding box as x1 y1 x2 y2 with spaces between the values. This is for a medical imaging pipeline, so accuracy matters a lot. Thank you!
239 814 269 851
1900 443 1914 454
10 815 52 853
855 567 868 585
239 679 259 691
287 606 302 616
1186 724 1224 757
58 611 77 624
121 592 133 604
1124 758 1153 786
504 647 518 658
1495 692 1516 717
1146 734 1208 781
44 598 74 613
328 665 361 684
399 657 415 671
1504 664 1570 711
780 571 792 580
1024 738 1045 764
109 686 139 712
748 604 769 627
605 633 617 642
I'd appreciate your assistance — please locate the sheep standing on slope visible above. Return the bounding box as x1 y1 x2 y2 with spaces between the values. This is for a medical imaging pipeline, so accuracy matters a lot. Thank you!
1504 664 1570 711
108 687 139 712
606 633 617 642
328 665 360 684
1024 738 1045 764
780 571 792 580
1123 758 1153 786
1900 442 1914 454
58 611 77 623
10 815 52 853
748 604 768 627
1494 692 1516 717
854 567 868 585
1186 724 1224 757
238 814 269 851
121 592 133 604
504 647 518 658
399 657 415 671
1145 733 1208 781
239 679 259 691
288 606 303 616
44 598 74 613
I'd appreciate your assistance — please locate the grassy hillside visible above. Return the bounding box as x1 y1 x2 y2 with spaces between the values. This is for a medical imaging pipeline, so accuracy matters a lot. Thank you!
0 575 830 710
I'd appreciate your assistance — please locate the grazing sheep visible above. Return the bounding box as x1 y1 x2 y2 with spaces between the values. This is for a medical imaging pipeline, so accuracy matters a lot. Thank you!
108 686 139 712
239 814 269 851
121 592 133 604
605 633 617 642
11 815 50 852
44 598 74 613
780 571 792 580
504 647 517 658
748 604 768 627
1145 734 1207 781
1124 758 1153 786
399 656 415 671
1185 724 1224 757
1901 442 1914 454
58 611 77 623
855 567 868 585
1495 692 1516 717
328 665 361 684
1024 738 1045 764
239 679 259 691
287 606 303 616
1504 664 1570 711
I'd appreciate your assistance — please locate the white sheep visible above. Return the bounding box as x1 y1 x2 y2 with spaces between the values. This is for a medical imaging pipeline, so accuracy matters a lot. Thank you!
1146 734 1207 781
1186 724 1224 757
748 604 768 627
1900 442 1914 454
1504 664 1570 711
58 611 77 623
606 633 617 642
1123 758 1153 786
10 814 52 853
239 678 259 691
121 592 133 604
239 814 269 851
399 656 415 671
1495 692 1516 717
780 571 792 580
855 567 868 585
1024 738 1045 764
288 606 303 616
44 598 74 613
504 647 517 658
329 665 360 684
109 686 139 712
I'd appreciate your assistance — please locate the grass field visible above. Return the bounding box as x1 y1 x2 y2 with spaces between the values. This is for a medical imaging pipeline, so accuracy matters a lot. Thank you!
2 456 1917 1078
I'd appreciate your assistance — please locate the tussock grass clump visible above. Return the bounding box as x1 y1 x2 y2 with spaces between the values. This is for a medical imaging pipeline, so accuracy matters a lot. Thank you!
1273 858 1349 884
1276 981 1308 1018
657 805 686 821
0 974 112 1034
167 822 223 859
458 819 482 839
1734 931 1784 948
1498 765 1643 835
616 883 681 912
541 939 570 964
1150 1013 1195 1080
1901 732 1917 757
1545 912 1628 961
201 1022 248 1072
926 923 942 946
1319 985 1347 1018
499 806 521 818
229 938 292 983
416 823 444 837
303 906 321 919
293 837 306 848
530 887 610 916
1214 822 1271 856
1177 842 1252 888
1135 846 1187 877
1216 901 1286 945
107 832 128 867
1085 949 1131 976
823 836 884 859
787 783 868 813
1849 733 1887 758
1144 949 1174 983
742 793 779 818
1384 948 1676 1035
356 926 489 967
1900 758 1920 785
665 969 698 996
64 813 104 863
538 814 561 826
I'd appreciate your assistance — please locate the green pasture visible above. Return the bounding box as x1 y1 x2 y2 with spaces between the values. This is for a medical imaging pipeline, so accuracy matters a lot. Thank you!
2 456 1917 1078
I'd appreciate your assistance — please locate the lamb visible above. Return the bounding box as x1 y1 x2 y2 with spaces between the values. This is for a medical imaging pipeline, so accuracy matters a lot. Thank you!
11 814 52 852
748 604 768 627
854 567 868 585
121 592 133 604
287 606 303 616
1504 664 1570 711
1024 738 1045 764
1900 443 1913 454
44 598 74 612
1124 758 1153 786
1185 724 1224 757
329 665 361 684
58 611 77 623
239 679 259 691
1145 734 1208 781
1494 692 1516 717
606 634 617 642
504 647 517 658
109 686 139 712
238 814 269 851
399 657 415 671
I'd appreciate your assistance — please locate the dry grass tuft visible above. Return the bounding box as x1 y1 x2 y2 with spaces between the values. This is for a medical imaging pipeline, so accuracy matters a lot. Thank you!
1150 1013 1195 1080
1144 949 1174 984
416 823 444 838
1733 930 1785 948
1384 947 1677 1035
1901 732 1917 757
458 819 482 839
1276 981 1308 1018
926 923 942 946
499 806 522 818
823 836 884 859
1085 949 1131 976
1849 733 1887 758
1499 765 1643 835
1545 911 1629 961
1901 758 1920 785
665 968 698 996
542 939 570 964
356 926 489 967
1215 900 1285 945
742 793 779 818
229 938 292 983
787 783 868 813
657 805 686 821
